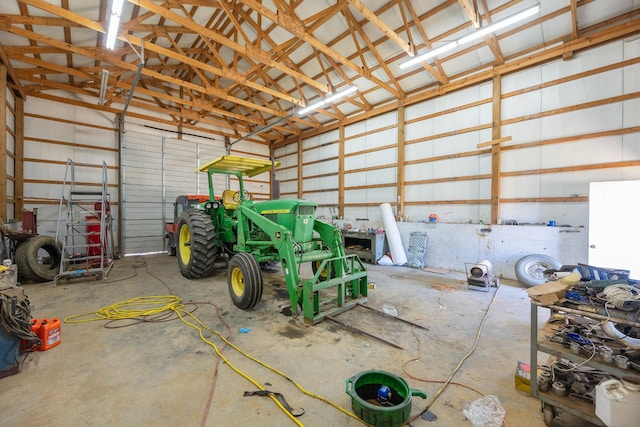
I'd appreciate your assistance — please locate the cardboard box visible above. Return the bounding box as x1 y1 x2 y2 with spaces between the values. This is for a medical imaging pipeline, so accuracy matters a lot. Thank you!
0 265 17 288
526 280 568 305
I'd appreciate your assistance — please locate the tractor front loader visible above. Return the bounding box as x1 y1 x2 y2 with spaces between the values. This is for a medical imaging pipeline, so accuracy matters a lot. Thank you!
176 155 368 324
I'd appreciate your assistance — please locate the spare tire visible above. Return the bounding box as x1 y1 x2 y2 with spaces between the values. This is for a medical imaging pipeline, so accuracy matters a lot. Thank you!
17 236 63 282
15 241 38 282
515 254 562 287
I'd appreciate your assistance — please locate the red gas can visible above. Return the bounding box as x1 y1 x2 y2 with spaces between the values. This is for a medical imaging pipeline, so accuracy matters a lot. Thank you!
37 318 61 351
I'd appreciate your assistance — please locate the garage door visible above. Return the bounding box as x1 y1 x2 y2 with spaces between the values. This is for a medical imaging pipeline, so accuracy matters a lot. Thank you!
121 130 225 254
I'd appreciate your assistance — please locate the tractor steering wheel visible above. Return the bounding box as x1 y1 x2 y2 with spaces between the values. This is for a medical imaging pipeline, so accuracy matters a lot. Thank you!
232 190 250 203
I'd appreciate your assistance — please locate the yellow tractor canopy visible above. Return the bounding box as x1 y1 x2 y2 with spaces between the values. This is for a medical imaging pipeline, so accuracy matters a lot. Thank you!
196 155 280 178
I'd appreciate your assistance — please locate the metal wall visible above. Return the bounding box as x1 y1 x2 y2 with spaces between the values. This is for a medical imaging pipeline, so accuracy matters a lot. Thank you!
22 96 119 239
274 37 640 228
17 97 268 256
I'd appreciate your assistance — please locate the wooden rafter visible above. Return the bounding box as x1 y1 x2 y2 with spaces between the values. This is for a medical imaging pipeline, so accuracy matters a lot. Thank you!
457 0 481 28
344 0 415 57
129 0 328 97
343 8 405 97
0 0 636 142
238 0 402 98
479 0 504 65
14 0 304 115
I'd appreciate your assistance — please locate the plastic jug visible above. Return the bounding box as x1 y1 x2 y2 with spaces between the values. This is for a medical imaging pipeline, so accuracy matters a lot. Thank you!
37 318 61 351
595 378 640 427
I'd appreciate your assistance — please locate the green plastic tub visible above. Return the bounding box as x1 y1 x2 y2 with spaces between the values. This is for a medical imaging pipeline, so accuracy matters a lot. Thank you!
345 370 427 427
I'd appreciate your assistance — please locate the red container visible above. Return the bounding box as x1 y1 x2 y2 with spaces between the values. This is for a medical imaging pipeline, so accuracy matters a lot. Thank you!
37 318 61 351
87 215 108 267
20 318 42 352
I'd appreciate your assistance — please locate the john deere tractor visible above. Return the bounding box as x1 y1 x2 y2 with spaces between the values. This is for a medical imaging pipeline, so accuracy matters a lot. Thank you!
176 155 368 324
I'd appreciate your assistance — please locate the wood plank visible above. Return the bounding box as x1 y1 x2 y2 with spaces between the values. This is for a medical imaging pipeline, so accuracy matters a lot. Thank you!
14 98 24 217
397 105 405 217
490 74 502 225
0 64 6 221
457 0 481 28
345 0 415 56
476 136 511 148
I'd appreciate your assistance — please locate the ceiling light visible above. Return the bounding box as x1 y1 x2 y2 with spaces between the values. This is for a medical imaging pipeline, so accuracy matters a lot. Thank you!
106 0 125 50
298 86 358 116
399 4 540 70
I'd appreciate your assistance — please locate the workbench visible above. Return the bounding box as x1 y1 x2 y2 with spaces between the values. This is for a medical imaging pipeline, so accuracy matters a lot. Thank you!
340 230 386 264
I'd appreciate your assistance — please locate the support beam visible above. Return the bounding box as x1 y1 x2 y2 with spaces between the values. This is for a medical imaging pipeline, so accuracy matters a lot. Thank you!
0 65 6 221
238 0 401 98
0 42 25 100
14 97 24 217
297 135 303 199
339 125 345 220
457 0 481 28
345 0 415 57
397 105 405 218
490 73 501 225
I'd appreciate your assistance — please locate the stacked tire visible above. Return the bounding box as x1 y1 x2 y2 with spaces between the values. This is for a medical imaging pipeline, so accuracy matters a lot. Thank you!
15 236 63 282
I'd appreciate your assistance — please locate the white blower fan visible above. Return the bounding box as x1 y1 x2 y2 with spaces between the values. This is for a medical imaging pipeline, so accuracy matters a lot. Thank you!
466 260 500 292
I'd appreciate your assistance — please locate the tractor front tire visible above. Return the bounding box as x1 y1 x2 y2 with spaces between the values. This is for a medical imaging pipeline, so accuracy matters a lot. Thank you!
228 253 263 310
177 209 217 279
312 259 336 282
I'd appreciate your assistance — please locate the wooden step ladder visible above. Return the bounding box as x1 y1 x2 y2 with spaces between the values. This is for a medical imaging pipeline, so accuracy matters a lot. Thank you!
54 160 114 284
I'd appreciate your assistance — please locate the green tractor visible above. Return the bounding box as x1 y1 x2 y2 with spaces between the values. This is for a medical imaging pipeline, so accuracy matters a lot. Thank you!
176 155 368 324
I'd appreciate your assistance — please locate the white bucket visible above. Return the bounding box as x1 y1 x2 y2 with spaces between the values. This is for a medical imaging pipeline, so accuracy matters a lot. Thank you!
595 378 640 427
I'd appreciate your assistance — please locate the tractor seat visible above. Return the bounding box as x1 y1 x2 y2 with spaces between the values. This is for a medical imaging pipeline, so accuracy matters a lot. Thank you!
222 189 239 210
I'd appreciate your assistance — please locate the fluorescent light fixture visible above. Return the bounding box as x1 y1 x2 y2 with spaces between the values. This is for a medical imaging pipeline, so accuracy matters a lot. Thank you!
323 85 358 103
298 86 358 116
298 100 326 116
98 69 109 105
399 4 540 70
106 0 125 50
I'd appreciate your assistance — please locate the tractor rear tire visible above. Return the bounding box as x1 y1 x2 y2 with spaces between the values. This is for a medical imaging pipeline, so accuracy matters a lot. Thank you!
228 253 263 310
177 209 217 279
166 236 176 257
16 236 63 282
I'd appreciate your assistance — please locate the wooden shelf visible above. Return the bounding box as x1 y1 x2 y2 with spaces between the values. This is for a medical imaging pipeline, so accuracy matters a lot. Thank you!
530 301 640 426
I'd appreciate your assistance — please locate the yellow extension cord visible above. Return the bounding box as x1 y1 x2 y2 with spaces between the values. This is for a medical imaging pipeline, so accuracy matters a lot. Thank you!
64 295 367 427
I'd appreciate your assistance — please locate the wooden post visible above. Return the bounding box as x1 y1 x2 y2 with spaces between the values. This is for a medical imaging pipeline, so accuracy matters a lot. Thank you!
397 105 405 217
338 125 345 219
491 73 502 224
15 97 24 218
297 135 303 199
0 65 6 222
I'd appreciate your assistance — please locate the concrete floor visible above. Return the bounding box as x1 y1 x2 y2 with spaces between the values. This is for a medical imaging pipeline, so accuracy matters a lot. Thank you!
1 255 597 426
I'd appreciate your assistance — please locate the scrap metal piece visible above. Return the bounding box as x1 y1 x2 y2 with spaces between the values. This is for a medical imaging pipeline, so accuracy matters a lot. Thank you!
326 316 403 349
356 303 429 330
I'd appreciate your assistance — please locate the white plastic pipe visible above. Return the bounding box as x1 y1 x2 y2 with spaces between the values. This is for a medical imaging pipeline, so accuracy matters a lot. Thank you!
602 321 640 350
379 203 407 266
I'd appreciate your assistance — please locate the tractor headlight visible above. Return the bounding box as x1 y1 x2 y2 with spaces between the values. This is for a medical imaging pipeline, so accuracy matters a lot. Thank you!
205 201 220 210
